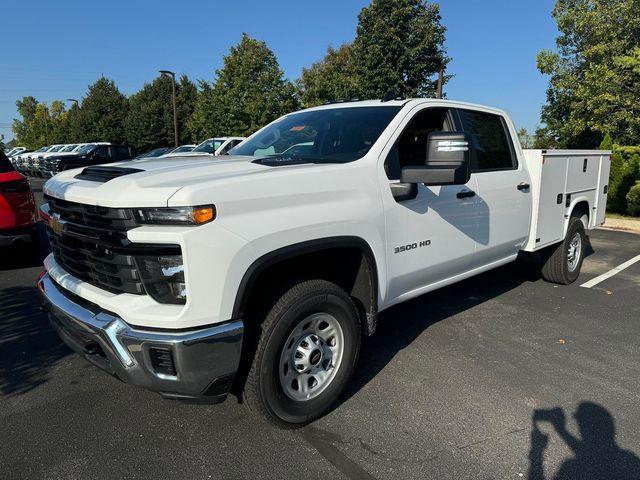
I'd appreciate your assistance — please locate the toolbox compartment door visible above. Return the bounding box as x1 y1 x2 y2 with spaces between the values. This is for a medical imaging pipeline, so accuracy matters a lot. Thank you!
595 154 611 226
536 156 568 248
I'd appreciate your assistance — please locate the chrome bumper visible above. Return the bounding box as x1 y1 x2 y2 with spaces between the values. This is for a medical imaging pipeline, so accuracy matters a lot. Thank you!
38 273 244 401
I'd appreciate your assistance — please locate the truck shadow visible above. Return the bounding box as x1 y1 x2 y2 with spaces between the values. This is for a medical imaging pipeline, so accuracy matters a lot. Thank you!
0 220 62 397
341 259 543 405
342 236 595 406
0 285 70 396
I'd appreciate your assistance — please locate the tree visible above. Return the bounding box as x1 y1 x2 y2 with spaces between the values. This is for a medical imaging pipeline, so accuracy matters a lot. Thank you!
12 96 43 149
77 77 128 143
518 127 535 148
537 0 640 148
298 44 360 107
126 74 198 150
176 75 198 144
351 0 449 99
189 34 300 139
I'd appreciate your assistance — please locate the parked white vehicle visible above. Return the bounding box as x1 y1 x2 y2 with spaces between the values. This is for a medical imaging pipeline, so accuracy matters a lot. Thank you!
159 144 196 158
178 137 245 157
39 99 610 427
6 146 26 157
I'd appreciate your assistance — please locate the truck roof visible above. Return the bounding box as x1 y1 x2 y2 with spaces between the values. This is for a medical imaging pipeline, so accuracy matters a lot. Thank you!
302 98 508 118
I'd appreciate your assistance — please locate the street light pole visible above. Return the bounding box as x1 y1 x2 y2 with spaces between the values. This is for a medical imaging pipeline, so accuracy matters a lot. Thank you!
66 98 79 107
159 70 179 147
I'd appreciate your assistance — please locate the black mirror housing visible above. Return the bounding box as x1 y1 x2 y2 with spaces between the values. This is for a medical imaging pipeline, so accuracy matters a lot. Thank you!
400 131 471 186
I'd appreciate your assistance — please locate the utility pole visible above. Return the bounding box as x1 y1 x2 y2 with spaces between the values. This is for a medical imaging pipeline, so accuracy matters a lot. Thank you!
159 70 179 147
426 56 445 99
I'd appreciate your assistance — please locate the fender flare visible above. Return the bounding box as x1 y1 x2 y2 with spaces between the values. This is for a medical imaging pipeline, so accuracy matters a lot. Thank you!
231 236 379 334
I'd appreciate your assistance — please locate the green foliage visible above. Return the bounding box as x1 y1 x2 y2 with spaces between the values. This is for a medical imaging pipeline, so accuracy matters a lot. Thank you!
537 0 640 148
599 133 613 151
125 75 198 151
352 0 448 99
77 77 128 143
189 34 300 139
13 96 46 148
626 181 640 216
608 150 640 214
298 0 449 105
298 44 360 107
517 127 535 148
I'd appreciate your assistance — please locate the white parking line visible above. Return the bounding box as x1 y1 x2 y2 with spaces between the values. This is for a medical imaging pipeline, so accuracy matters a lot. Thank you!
580 254 640 288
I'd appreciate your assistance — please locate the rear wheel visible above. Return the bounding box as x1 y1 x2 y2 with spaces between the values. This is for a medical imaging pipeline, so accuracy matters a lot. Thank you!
242 279 361 428
541 217 586 284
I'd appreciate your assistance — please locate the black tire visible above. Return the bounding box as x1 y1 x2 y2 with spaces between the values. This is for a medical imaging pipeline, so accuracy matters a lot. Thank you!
541 217 586 285
242 279 361 428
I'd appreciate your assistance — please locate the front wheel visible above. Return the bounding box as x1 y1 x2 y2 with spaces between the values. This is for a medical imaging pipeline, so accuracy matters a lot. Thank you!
541 217 586 285
242 280 361 428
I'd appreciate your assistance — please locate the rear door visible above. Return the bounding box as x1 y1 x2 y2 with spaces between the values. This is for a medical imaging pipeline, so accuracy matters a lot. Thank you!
456 108 532 264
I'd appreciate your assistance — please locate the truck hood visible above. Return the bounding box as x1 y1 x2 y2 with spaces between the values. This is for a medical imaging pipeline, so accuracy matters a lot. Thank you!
42 155 329 208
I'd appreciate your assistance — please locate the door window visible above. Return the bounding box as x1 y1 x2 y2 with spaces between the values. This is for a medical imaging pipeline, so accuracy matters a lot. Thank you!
385 108 452 180
94 146 109 159
457 109 516 172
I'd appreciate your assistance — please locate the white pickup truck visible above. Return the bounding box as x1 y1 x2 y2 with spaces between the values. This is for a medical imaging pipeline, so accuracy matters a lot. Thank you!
38 99 610 427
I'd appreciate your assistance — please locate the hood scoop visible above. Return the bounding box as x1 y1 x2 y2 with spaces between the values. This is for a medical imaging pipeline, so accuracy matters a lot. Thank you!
75 166 144 183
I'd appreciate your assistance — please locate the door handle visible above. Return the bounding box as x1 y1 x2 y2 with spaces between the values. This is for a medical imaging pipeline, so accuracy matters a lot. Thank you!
517 182 530 191
456 190 476 199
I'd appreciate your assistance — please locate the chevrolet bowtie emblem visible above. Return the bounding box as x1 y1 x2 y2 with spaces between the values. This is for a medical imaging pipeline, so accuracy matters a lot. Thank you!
49 213 67 236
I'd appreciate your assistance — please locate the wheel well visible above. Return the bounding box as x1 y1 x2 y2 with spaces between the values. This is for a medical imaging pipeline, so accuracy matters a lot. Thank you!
570 200 590 228
234 239 378 337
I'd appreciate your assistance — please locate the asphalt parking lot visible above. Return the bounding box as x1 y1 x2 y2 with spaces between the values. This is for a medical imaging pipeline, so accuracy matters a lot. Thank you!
1 178 640 480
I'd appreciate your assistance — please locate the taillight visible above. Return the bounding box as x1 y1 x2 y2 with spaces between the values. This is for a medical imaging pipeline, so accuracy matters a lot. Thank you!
0 179 30 193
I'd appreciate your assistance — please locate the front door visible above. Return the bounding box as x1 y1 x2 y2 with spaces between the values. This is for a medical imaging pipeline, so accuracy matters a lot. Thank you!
381 106 481 304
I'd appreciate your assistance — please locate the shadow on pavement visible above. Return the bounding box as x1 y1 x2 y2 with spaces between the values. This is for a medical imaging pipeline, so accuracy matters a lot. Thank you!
0 284 70 396
341 259 541 404
527 402 640 480
0 222 50 272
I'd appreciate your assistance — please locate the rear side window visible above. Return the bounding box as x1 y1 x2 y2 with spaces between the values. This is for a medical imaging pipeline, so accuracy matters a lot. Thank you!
0 151 14 173
115 146 130 158
458 109 516 171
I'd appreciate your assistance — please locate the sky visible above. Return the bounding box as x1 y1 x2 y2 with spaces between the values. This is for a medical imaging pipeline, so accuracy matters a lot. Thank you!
1 0 558 143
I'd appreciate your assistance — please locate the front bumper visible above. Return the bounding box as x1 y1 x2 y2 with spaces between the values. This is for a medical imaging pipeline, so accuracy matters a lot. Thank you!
38 272 244 402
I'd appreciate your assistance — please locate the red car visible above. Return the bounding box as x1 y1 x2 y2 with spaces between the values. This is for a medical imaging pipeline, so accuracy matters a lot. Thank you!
0 150 37 247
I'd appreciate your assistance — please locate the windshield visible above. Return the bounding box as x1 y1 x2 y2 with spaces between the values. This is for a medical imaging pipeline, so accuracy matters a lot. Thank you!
76 144 96 154
193 139 224 154
138 147 170 158
48 146 63 152
61 144 78 152
172 145 195 153
230 106 401 163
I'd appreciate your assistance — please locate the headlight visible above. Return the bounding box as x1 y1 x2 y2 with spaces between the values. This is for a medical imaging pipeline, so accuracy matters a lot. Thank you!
136 254 186 304
134 205 216 225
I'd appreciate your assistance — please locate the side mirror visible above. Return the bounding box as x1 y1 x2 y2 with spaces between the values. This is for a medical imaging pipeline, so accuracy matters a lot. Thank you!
400 132 471 186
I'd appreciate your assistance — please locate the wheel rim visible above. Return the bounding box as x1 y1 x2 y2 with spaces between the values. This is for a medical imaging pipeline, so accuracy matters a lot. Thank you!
278 312 345 402
567 232 582 272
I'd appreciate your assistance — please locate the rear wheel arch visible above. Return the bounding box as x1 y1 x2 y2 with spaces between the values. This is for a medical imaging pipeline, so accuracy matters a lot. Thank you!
569 200 590 229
